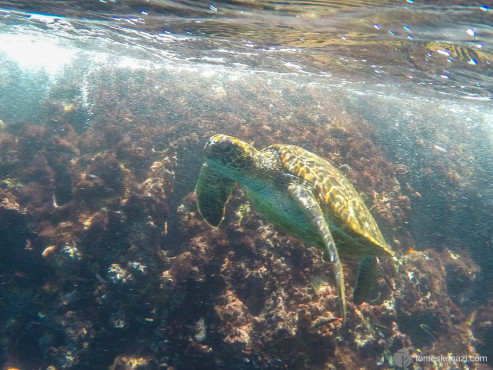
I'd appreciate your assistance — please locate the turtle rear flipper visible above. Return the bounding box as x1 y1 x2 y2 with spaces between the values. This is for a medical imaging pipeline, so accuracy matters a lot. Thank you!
195 163 235 227
353 256 378 305
288 183 347 324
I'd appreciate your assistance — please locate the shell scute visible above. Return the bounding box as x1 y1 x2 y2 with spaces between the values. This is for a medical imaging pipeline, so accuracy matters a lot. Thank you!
270 144 393 257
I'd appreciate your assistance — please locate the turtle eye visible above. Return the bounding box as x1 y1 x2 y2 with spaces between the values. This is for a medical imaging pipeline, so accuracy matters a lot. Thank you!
231 152 254 170
220 145 253 169
204 135 255 172
208 142 239 164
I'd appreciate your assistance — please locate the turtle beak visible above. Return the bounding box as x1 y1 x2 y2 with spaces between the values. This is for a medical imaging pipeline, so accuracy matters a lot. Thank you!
204 135 222 160
203 137 214 156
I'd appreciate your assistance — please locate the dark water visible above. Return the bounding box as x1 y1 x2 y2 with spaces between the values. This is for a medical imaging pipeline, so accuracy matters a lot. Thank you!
0 1 492 369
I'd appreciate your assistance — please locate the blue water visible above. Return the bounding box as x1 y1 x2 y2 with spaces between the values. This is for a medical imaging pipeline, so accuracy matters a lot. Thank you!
0 1 492 369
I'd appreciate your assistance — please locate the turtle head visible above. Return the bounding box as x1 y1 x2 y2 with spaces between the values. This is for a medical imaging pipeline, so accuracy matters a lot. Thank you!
203 134 257 180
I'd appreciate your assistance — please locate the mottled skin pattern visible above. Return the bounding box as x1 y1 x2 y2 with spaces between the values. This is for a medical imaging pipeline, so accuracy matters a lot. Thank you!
195 134 394 323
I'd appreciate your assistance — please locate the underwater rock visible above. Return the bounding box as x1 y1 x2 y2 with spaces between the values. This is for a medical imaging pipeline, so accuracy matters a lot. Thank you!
393 248 481 361
0 116 178 368
472 297 493 364
110 355 158 370
0 188 23 213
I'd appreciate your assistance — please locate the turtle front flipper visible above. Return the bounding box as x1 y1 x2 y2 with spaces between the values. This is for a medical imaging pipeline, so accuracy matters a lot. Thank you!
288 183 347 324
195 163 235 227
353 256 378 305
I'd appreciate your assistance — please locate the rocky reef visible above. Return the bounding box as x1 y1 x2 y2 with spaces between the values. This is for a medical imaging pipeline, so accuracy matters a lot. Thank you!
0 65 492 369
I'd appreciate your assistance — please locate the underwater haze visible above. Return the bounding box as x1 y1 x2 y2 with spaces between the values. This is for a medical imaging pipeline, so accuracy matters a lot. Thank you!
0 0 492 369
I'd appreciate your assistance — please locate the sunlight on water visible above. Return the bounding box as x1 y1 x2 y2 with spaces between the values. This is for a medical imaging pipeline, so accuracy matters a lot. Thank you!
0 33 75 74
0 2 491 101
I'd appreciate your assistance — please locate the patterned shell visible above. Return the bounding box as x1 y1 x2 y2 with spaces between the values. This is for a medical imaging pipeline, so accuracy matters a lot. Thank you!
268 144 393 257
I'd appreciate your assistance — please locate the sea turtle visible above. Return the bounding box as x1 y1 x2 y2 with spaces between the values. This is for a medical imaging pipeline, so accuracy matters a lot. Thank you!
195 134 394 323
